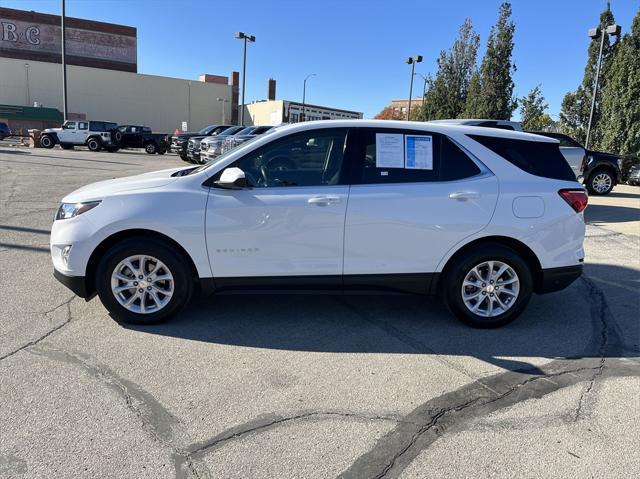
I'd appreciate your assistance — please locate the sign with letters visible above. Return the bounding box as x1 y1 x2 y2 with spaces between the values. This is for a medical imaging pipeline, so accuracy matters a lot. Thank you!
0 7 137 72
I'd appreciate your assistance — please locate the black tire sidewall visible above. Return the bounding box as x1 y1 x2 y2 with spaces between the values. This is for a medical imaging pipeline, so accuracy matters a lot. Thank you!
444 245 533 328
87 138 101 152
41 135 54 148
96 238 193 324
145 143 157 154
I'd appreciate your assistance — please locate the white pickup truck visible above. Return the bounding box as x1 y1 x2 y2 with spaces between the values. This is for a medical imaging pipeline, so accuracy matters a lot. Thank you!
41 120 119 152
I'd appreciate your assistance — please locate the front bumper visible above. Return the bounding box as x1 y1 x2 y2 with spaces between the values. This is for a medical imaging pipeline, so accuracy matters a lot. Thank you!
54 269 91 299
170 144 187 155
536 265 583 294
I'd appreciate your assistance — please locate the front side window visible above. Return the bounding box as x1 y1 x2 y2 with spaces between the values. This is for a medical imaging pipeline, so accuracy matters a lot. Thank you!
62 121 76 130
230 128 347 187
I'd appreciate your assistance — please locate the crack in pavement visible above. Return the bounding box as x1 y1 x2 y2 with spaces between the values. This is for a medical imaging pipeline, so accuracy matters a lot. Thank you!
336 277 637 479
0 295 75 362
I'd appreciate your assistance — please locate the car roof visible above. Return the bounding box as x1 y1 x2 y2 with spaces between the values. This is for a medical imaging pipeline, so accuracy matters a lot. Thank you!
270 119 555 142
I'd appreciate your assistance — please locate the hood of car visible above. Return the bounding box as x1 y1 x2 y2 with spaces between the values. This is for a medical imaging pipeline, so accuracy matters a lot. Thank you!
62 167 186 203
588 150 621 161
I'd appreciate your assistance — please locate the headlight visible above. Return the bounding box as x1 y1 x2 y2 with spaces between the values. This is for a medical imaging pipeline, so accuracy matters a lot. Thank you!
55 201 101 220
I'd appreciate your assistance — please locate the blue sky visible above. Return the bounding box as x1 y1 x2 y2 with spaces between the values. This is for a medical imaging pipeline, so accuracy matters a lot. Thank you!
2 0 638 119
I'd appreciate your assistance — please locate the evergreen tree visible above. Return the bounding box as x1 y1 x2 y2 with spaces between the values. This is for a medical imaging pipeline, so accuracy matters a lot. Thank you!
598 8 640 156
520 85 553 131
559 3 618 146
463 2 517 119
414 19 480 121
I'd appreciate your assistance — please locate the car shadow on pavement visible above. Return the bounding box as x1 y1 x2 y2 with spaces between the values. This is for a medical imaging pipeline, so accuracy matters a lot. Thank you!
123 263 639 375
585 204 640 224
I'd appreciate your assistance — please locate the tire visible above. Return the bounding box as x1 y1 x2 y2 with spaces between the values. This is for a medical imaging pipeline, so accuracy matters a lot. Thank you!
144 142 158 154
96 237 194 324
586 169 615 195
180 154 192 163
157 148 166 155
112 130 123 144
87 137 102 152
60 143 74 150
442 244 533 328
40 134 55 149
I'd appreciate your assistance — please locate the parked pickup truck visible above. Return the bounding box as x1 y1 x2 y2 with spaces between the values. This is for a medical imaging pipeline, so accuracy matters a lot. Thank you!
41 120 119 151
113 125 169 154
170 124 233 162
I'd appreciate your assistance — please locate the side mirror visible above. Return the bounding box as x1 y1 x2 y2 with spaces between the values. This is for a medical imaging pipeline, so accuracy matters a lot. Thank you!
214 167 249 189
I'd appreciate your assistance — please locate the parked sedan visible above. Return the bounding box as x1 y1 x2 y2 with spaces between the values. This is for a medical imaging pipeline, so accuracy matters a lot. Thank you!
51 120 586 329
529 131 623 195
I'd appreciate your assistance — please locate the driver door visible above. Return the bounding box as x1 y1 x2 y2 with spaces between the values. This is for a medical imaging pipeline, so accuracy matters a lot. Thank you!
205 128 349 281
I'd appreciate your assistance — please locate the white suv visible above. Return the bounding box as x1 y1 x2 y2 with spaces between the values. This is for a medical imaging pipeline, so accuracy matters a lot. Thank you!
41 120 119 152
50 120 587 328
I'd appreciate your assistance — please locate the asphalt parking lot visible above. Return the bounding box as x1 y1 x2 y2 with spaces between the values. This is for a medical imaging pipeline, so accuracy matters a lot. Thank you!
1 146 639 479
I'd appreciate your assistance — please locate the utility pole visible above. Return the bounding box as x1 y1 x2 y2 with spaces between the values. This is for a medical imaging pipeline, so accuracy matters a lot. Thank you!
61 0 68 120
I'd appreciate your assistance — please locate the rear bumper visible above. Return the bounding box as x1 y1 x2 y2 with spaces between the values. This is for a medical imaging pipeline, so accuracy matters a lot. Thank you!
536 265 583 294
54 269 91 299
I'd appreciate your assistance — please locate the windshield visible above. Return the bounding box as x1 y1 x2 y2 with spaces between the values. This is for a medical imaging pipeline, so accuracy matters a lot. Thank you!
219 126 244 137
198 125 217 135
235 127 256 136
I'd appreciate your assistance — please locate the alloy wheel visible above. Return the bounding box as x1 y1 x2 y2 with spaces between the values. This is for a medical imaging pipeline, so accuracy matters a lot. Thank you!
110 255 174 314
592 173 612 194
461 260 520 318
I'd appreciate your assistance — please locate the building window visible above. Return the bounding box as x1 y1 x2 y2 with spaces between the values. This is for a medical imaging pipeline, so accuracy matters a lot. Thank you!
290 113 299 123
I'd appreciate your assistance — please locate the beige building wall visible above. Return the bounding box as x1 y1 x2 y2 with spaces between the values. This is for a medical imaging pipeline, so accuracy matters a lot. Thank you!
244 100 284 126
0 57 233 133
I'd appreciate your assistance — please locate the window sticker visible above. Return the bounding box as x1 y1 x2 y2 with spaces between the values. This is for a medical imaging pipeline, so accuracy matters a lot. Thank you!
375 133 404 168
405 135 433 170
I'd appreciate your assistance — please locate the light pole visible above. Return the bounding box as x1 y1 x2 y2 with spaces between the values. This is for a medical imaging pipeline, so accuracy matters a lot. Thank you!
585 23 621 149
414 72 428 109
217 97 230 124
61 0 68 120
235 32 255 126
405 55 422 120
301 73 316 122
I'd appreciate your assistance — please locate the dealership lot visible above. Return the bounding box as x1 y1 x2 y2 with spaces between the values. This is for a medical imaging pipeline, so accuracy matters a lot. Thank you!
1 147 639 478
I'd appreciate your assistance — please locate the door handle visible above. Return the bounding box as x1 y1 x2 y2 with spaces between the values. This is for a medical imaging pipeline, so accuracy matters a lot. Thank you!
308 196 341 206
449 191 480 200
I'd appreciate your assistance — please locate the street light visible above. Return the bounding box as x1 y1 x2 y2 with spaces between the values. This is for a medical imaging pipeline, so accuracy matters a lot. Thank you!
217 97 230 124
235 31 256 126
301 73 316 122
405 56 422 120
585 23 621 149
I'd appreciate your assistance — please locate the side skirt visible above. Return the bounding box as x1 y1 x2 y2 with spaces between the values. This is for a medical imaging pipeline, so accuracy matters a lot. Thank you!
199 273 440 296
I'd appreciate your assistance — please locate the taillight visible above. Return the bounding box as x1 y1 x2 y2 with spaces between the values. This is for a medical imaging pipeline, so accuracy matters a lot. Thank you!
559 189 588 213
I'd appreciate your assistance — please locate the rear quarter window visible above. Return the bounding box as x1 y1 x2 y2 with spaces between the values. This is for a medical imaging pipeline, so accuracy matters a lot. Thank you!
469 135 575 181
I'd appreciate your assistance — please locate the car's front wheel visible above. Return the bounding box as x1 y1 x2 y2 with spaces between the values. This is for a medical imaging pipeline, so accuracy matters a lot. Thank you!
96 237 194 324
586 169 615 195
144 142 158 154
40 134 55 149
443 245 533 328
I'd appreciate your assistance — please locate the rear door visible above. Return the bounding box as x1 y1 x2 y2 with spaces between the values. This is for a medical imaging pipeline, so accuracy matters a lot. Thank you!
557 135 586 179
343 128 499 280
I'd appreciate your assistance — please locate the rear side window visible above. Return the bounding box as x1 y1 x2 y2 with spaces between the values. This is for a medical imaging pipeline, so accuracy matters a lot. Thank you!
346 128 481 184
90 121 104 131
469 134 575 181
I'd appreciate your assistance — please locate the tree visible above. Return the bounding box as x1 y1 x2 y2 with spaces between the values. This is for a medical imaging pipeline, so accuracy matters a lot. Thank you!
463 2 517 119
520 85 553 131
560 3 618 147
598 8 640 156
374 106 404 120
414 19 480 121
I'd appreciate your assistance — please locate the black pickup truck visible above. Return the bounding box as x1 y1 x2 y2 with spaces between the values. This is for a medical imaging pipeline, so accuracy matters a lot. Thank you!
112 125 169 154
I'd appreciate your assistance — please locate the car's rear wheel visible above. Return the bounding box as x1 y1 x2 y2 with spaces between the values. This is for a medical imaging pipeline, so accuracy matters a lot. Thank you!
443 245 533 328
40 134 55 149
145 142 158 154
87 137 102 152
586 169 614 195
96 238 194 324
